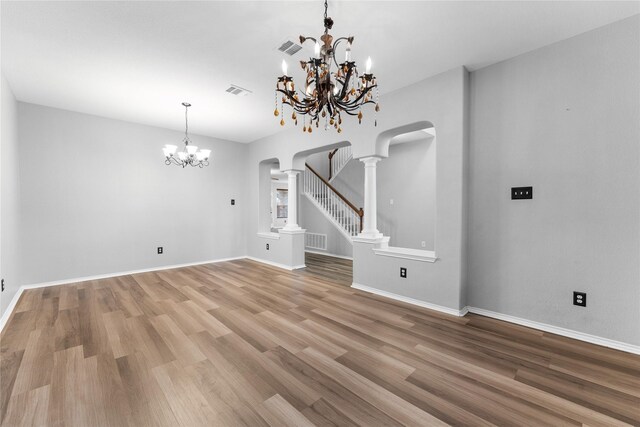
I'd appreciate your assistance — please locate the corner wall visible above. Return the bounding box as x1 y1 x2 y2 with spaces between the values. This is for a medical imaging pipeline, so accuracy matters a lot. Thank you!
468 16 640 345
0 73 21 319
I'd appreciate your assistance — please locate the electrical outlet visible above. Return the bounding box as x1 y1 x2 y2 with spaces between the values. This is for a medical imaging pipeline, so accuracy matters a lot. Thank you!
157 247 163 254
511 186 533 200
266 243 270 250
231 199 235 205
573 291 586 307
390 199 394 205
421 241 426 248
1 279 4 292
400 267 407 278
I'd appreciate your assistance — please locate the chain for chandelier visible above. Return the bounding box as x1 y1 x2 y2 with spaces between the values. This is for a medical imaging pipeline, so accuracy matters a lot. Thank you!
275 0 380 133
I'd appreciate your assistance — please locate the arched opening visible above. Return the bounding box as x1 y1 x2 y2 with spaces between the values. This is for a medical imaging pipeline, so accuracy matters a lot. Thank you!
379 127 436 251
293 141 356 286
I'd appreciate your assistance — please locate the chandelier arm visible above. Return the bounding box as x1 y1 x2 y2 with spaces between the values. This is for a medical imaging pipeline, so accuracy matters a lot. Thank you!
281 99 320 119
334 98 376 113
285 103 317 116
301 36 317 45
335 84 376 107
276 89 313 108
331 37 350 68
338 66 354 100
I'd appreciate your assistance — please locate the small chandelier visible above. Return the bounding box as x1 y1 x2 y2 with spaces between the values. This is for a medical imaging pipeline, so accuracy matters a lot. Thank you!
275 0 380 133
163 102 211 168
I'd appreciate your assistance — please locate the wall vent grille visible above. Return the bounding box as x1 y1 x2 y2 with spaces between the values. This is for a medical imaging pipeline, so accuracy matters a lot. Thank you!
278 40 303 56
225 85 252 96
305 233 328 251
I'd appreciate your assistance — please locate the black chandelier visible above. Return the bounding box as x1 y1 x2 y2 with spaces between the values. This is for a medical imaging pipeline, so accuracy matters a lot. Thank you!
275 0 380 133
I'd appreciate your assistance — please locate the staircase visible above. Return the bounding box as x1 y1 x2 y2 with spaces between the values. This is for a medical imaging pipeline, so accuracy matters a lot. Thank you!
303 163 363 241
328 146 352 182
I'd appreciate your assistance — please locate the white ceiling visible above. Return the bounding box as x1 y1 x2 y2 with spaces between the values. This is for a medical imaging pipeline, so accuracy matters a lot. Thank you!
2 1 638 143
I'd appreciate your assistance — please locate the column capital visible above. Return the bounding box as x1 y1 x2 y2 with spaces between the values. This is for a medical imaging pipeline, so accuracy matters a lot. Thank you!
282 169 302 176
359 156 383 166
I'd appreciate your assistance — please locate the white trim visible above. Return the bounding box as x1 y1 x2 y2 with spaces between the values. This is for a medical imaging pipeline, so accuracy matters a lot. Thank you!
245 256 305 271
257 232 281 240
373 246 438 263
352 235 389 244
305 250 353 261
465 307 640 355
351 283 466 317
350 285 640 355
279 228 306 235
0 256 245 333
0 287 25 334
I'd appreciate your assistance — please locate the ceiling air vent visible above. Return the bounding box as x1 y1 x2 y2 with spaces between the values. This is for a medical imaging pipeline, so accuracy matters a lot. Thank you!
277 39 303 56
225 85 252 96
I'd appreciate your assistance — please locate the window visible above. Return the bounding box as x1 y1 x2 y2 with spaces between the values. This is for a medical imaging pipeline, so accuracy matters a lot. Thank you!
276 189 288 218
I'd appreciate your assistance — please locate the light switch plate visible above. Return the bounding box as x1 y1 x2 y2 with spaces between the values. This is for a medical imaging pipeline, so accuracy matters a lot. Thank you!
511 186 533 200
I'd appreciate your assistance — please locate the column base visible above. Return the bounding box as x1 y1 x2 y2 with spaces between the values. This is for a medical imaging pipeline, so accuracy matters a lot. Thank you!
280 227 305 235
356 231 385 240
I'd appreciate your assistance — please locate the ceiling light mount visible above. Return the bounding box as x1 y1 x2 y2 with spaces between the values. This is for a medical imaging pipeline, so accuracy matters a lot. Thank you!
275 0 380 133
162 102 211 168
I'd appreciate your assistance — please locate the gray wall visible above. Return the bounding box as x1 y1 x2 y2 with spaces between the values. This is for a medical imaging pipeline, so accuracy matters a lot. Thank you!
1 73 21 318
305 151 330 180
468 16 640 345
17 103 248 285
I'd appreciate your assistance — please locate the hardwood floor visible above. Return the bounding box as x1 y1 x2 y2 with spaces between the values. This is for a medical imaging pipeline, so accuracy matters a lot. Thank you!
303 252 353 286
1 259 638 426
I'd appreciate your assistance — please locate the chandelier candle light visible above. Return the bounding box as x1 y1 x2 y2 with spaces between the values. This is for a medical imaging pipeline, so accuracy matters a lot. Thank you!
163 102 211 168
275 0 380 133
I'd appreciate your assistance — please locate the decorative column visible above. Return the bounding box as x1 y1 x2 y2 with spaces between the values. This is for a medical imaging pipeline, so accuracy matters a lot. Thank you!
359 156 383 239
282 170 302 231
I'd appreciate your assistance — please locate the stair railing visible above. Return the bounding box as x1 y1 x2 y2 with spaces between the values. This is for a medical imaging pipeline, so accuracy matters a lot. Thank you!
328 146 353 181
304 163 364 235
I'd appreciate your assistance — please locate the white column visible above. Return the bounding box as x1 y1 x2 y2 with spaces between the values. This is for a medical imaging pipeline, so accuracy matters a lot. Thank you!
359 156 383 239
283 170 302 231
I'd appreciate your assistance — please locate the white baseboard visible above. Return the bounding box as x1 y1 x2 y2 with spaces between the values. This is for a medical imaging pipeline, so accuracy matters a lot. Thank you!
0 256 245 333
350 284 640 355
465 307 640 355
305 250 353 261
0 288 25 334
245 256 305 271
351 283 467 317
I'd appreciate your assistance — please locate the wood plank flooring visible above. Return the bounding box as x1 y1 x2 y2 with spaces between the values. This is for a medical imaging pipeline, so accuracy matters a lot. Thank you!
1 259 639 426
304 252 353 286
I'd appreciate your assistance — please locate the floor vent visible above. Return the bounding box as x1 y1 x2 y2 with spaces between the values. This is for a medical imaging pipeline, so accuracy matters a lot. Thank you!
225 85 252 96
278 40 303 56
305 233 327 251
